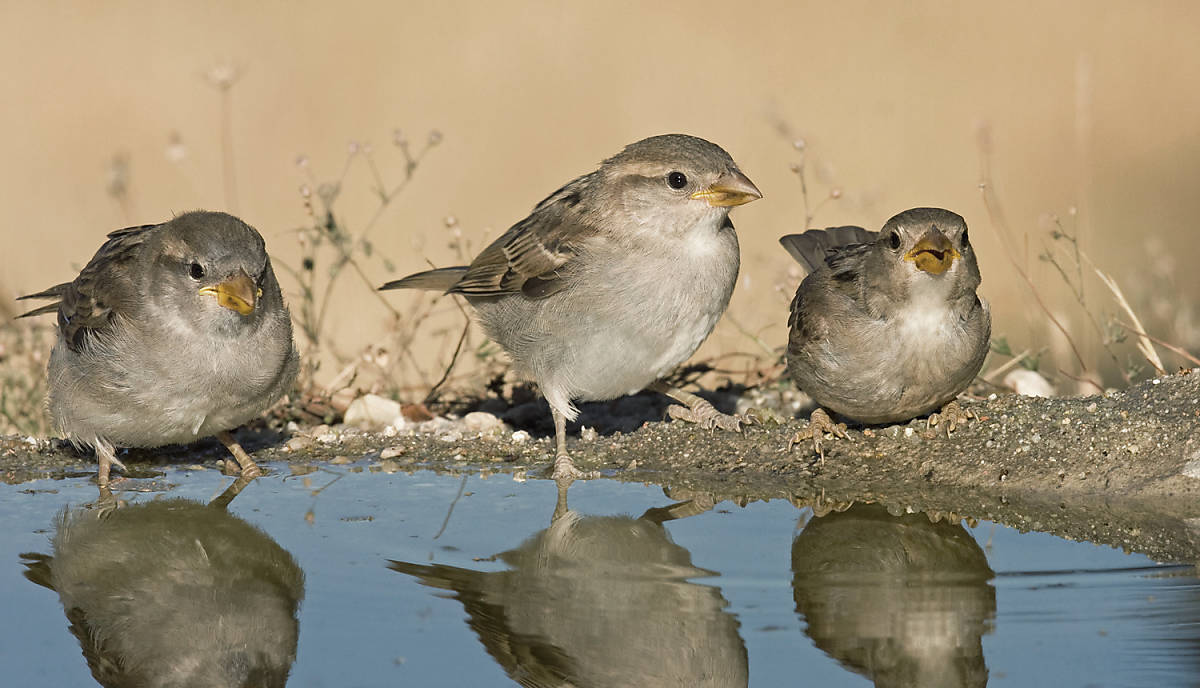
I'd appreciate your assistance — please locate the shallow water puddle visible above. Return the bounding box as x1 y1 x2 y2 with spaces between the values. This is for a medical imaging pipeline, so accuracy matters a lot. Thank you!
1 464 1196 686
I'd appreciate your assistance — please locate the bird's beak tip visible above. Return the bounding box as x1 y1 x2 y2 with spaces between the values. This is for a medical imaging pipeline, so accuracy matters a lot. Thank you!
199 269 258 316
691 170 762 207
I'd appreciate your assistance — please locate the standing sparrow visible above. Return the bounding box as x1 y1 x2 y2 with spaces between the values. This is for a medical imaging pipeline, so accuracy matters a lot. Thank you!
381 134 761 479
19 211 299 487
780 207 990 457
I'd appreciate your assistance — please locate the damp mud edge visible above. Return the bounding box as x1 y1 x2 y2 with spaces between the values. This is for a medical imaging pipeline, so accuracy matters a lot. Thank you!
3 369 1199 564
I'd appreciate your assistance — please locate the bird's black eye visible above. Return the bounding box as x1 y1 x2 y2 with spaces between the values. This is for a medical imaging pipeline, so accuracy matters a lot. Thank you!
667 171 688 189
189 262 205 280
888 231 901 250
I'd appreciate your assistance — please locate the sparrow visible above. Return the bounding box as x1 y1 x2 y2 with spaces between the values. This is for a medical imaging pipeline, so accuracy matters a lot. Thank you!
381 134 762 480
780 207 990 458
18 211 299 487
21 481 304 687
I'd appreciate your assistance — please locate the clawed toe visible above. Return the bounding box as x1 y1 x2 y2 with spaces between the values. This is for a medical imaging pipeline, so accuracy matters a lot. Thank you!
239 463 264 480
90 485 127 517
787 408 849 464
926 401 976 437
551 454 598 481
666 401 756 433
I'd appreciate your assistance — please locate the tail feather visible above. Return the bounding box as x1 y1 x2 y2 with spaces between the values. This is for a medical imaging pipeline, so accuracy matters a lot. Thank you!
16 302 61 319
15 283 70 319
779 226 876 274
379 267 469 293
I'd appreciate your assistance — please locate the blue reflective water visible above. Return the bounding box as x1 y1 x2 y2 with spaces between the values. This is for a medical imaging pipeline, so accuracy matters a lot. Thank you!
1 464 1196 686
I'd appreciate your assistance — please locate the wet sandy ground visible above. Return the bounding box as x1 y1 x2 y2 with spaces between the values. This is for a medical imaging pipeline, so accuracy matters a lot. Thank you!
3 369 1198 563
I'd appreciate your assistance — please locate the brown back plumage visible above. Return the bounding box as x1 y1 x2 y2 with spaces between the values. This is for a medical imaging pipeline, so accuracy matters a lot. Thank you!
17 224 156 352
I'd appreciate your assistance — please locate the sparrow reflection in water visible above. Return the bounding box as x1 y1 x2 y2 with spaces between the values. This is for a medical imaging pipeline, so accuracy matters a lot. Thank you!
21 477 304 687
389 486 747 687
792 502 996 688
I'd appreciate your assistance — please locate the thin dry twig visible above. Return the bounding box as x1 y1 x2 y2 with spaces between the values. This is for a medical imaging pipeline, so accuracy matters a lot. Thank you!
1093 268 1167 376
976 124 1102 393
981 348 1034 383
1115 319 1200 368
424 304 472 404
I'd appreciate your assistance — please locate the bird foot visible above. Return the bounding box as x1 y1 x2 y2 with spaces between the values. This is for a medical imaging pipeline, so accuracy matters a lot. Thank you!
550 453 598 481
787 408 849 463
217 431 265 479
926 401 976 438
666 400 758 433
90 485 127 517
239 463 264 480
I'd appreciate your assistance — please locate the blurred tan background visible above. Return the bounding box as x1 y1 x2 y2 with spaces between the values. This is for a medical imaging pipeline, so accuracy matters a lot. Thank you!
3 1 1198 394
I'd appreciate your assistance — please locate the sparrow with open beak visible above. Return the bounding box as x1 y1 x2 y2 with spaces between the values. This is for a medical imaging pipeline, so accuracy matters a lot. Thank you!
18 211 299 488
382 134 762 480
779 208 990 458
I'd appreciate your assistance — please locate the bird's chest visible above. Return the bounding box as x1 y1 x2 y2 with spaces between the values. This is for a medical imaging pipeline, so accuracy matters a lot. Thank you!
131 316 281 416
559 228 739 396
608 230 736 343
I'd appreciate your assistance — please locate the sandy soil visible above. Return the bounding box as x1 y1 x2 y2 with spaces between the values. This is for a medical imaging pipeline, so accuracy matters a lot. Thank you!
3 369 1198 563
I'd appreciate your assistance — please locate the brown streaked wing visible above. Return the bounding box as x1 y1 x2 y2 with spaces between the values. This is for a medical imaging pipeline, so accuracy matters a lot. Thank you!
448 179 599 299
18 223 157 351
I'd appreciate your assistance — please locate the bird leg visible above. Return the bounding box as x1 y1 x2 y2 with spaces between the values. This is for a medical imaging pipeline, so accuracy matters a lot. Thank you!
209 474 257 510
788 408 849 464
649 381 758 432
552 471 573 522
217 430 263 479
94 437 126 488
549 408 597 481
925 400 976 438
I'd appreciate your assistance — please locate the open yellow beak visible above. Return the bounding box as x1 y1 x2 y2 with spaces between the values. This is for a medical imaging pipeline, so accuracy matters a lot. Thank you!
690 170 763 207
904 228 961 275
199 269 260 316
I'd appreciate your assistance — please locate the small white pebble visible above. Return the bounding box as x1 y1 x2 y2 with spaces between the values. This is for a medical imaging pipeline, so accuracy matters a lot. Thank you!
511 430 531 443
380 446 405 459
285 437 313 452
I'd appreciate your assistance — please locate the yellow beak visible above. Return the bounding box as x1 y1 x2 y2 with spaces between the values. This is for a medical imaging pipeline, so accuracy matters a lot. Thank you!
904 228 961 275
199 269 260 316
690 170 763 207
